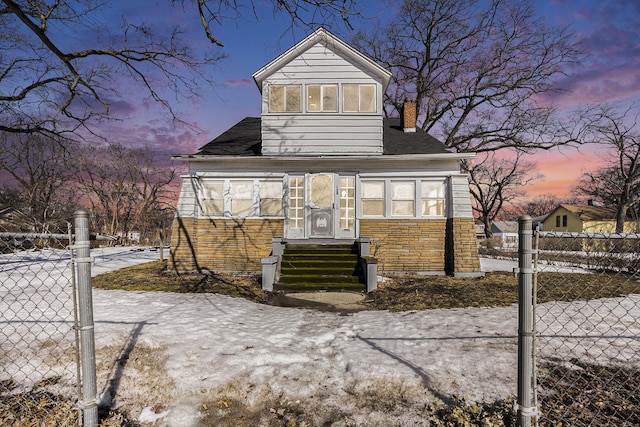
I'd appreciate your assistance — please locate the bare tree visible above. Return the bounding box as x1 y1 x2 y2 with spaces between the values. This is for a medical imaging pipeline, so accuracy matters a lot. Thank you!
467 152 541 237
0 133 79 231
573 105 640 232
1 0 358 139
503 194 583 220
352 0 581 153
74 142 177 242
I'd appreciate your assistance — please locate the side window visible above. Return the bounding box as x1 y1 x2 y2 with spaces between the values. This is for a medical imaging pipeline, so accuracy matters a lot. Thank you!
391 181 415 216
307 84 338 112
361 181 385 216
556 215 561 227
259 181 283 216
421 180 446 217
202 181 224 216
269 85 301 112
230 181 253 217
562 215 568 227
343 84 376 112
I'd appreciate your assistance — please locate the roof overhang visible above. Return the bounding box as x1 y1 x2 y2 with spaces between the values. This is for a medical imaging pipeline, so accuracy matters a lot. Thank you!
252 27 392 92
172 152 475 163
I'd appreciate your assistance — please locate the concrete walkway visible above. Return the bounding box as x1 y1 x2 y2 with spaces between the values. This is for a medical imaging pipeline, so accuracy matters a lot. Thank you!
268 291 369 313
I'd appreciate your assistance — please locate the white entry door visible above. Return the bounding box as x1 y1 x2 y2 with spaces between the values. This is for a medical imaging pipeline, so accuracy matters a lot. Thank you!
286 173 356 240
308 173 334 238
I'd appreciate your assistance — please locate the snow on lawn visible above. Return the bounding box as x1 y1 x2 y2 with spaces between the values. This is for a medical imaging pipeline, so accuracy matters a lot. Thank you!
3 247 640 426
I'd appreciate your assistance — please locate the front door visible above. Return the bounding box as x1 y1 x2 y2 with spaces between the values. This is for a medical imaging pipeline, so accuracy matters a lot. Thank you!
308 173 334 238
286 173 356 240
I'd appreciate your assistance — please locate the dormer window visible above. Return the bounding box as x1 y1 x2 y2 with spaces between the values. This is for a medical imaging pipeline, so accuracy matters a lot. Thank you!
307 84 337 112
269 85 301 112
343 83 376 112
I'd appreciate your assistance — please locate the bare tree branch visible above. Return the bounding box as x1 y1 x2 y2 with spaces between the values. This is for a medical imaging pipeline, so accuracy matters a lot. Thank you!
352 0 582 154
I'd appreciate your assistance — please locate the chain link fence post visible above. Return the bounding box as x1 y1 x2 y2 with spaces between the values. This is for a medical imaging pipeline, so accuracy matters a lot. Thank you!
517 215 537 426
74 209 98 426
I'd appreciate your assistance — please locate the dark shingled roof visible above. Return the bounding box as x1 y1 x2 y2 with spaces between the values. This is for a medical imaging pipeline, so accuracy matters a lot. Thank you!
196 117 450 156
561 204 624 221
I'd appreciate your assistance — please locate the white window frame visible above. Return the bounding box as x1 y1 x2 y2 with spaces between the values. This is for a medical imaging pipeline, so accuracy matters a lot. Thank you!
420 179 447 217
306 84 338 112
360 180 385 217
199 178 285 218
342 83 377 113
259 180 284 217
359 177 448 219
390 180 416 217
268 84 301 113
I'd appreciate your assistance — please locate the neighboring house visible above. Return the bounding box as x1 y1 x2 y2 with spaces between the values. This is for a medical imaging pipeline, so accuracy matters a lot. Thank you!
542 204 638 233
491 221 519 248
169 28 482 278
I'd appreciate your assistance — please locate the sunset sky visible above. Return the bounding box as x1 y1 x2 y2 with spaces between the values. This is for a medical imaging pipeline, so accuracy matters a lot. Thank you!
100 0 640 201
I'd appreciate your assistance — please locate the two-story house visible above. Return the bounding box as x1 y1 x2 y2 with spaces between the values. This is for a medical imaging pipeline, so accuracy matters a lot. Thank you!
169 28 482 281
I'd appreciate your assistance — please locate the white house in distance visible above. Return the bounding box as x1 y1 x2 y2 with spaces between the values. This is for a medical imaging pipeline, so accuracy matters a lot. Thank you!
169 28 482 281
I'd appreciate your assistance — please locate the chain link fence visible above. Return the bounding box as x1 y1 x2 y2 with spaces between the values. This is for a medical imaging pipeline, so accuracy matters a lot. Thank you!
518 222 640 426
0 212 103 426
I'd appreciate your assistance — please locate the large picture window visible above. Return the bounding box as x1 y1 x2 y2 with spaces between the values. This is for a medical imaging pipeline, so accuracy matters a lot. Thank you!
343 84 376 112
269 85 301 112
307 84 338 112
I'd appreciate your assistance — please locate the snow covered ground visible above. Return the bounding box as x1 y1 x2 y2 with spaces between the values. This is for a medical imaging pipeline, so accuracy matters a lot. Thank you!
2 247 639 426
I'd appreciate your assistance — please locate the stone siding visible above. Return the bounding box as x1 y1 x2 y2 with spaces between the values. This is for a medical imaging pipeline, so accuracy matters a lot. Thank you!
359 219 447 274
170 217 284 273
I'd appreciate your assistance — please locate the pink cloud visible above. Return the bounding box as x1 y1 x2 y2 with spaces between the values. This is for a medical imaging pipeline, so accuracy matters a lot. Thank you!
225 78 254 87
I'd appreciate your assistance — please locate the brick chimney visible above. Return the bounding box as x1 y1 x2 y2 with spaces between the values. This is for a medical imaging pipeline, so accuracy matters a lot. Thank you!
402 100 417 133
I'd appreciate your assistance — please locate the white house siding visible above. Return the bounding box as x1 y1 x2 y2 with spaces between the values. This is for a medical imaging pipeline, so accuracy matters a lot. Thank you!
261 115 383 155
449 175 475 218
261 43 385 155
175 177 198 218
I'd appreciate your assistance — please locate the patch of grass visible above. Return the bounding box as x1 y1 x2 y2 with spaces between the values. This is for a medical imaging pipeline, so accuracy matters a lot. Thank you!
371 271 640 312
92 262 640 312
92 260 269 304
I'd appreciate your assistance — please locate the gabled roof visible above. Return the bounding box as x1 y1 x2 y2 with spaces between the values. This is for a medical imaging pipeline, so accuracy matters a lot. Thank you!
193 117 452 157
252 27 392 92
555 204 621 221
491 221 518 234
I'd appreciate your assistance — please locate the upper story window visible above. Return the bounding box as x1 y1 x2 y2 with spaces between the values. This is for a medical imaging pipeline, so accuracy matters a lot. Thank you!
269 85 301 112
343 84 376 112
307 84 337 112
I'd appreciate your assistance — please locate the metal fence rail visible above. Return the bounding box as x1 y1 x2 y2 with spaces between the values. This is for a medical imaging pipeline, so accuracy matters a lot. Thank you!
0 211 104 426
518 218 640 426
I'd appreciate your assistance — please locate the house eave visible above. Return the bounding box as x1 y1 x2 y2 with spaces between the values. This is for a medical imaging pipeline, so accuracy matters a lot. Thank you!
252 27 392 92
171 152 476 163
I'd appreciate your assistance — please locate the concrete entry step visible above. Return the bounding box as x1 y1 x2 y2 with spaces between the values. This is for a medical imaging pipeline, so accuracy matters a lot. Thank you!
276 243 365 292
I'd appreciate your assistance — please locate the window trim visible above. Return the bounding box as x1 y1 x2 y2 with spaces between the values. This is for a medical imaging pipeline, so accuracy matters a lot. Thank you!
200 178 285 218
360 178 447 219
268 84 301 113
306 84 338 113
342 83 377 113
